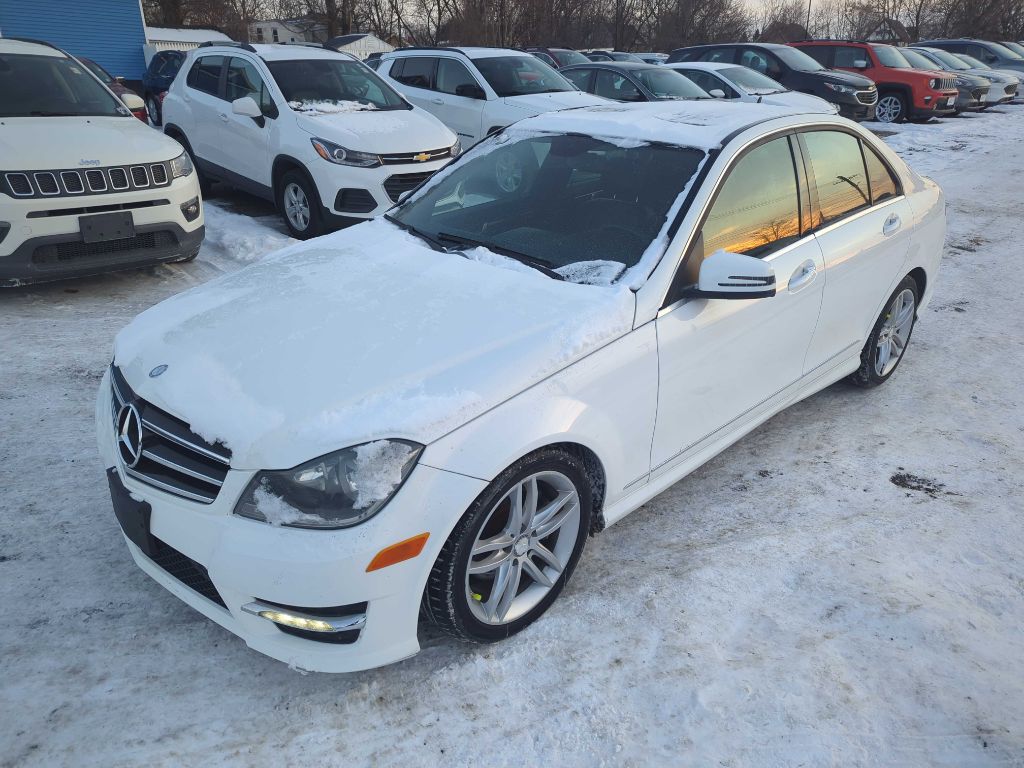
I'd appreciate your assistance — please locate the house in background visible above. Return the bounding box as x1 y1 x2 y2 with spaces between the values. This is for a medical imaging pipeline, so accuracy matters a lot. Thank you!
325 33 394 59
250 18 328 44
862 17 913 45
144 27 233 65
0 0 147 79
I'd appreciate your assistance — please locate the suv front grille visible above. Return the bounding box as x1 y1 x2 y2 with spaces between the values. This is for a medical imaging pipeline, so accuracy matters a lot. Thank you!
856 89 878 105
384 171 435 203
110 365 231 504
33 231 176 265
940 77 956 90
2 161 172 199
380 146 453 165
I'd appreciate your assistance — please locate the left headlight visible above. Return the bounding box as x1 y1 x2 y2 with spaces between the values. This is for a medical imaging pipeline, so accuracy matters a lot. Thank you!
311 137 381 168
169 150 194 178
233 440 423 529
955 76 969 87
450 137 462 158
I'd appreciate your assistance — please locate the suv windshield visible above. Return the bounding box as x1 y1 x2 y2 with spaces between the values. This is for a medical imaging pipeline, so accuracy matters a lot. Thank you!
874 45 911 68
722 65 786 93
0 52 128 117
392 133 704 283
472 56 575 96
773 46 826 72
987 42 1024 60
957 53 989 69
267 59 409 110
634 68 710 99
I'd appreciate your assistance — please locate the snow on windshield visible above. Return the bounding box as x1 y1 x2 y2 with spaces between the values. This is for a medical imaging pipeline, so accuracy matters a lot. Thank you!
288 100 377 114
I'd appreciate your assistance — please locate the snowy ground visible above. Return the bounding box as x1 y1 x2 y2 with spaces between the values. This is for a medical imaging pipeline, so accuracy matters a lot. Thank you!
2 109 1023 767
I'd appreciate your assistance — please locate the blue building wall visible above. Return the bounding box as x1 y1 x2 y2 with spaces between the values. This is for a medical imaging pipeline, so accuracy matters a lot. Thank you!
0 0 148 79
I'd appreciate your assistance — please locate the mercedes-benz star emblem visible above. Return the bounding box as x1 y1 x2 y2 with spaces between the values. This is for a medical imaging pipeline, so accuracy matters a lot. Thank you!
149 364 168 378
116 403 143 468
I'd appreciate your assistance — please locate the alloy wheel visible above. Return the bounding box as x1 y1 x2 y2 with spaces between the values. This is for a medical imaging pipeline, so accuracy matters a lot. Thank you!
876 95 902 123
283 182 310 231
465 471 581 625
875 288 915 377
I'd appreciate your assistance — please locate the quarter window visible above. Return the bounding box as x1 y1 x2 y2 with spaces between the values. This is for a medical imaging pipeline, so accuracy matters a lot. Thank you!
186 55 224 97
862 143 899 203
436 58 478 95
698 136 802 259
802 130 871 226
393 57 435 89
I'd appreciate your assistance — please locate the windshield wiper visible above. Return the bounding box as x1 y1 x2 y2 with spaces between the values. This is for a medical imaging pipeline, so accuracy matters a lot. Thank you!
437 232 565 280
384 214 447 251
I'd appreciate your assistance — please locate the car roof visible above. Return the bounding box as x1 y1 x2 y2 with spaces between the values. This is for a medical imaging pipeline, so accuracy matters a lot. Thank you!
191 43 355 62
0 38 67 58
676 42 789 51
510 100 814 150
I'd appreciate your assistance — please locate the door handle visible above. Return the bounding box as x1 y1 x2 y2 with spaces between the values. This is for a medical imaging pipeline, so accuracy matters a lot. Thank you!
788 259 817 292
883 213 901 235
430 97 444 105
218 112 229 122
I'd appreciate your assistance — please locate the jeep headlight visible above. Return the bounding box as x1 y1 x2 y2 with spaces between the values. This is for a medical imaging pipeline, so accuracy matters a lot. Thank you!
169 150 194 178
233 440 423 529
311 137 381 168
929 78 939 89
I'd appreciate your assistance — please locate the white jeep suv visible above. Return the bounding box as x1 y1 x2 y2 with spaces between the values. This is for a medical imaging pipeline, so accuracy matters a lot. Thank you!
378 47 607 146
161 43 459 238
0 39 204 287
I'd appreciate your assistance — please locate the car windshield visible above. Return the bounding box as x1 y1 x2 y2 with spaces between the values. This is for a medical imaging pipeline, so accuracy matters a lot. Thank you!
554 50 590 66
773 46 826 72
874 45 911 68
473 56 576 96
956 53 990 69
921 49 969 70
1003 41 1024 57
0 52 128 117
80 58 115 84
267 58 409 110
721 65 786 93
634 68 711 99
987 41 1024 60
895 48 935 69
610 52 644 62
391 133 705 283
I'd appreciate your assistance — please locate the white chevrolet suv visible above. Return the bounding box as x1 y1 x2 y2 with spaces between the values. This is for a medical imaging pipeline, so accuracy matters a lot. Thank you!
161 43 459 238
378 47 607 146
0 38 204 287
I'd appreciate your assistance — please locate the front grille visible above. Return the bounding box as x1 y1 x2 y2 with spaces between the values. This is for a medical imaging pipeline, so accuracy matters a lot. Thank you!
110 366 231 504
33 231 176 265
0 162 171 198
380 146 452 165
384 171 435 203
1006 84 1018 96
856 89 878 105
941 77 956 90
149 537 227 609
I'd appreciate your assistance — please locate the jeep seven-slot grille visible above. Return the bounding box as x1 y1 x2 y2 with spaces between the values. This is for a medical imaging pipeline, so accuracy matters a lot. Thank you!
384 171 435 203
110 366 231 504
3 162 172 199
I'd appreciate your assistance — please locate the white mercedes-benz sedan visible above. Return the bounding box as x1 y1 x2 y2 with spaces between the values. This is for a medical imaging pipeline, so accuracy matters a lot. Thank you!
97 101 944 673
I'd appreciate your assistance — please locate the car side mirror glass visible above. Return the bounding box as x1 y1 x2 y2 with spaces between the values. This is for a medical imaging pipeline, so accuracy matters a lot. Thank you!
709 88 726 98
232 96 263 118
455 83 486 99
853 59 869 68
122 93 145 111
689 249 776 299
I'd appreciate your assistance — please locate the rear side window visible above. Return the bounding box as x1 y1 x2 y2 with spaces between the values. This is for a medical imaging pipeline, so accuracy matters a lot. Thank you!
698 136 801 259
700 48 735 63
186 55 224 97
393 56 434 89
802 130 871 226
802 46 832 66
862 143 899 203
834 46 866 67
561 68 593 91
594 70 642 101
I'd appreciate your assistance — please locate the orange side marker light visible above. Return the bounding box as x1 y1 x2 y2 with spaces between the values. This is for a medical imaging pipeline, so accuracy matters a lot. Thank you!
366 532 430 572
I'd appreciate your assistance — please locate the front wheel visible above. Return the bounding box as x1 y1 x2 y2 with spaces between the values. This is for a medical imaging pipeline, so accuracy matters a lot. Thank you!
423 448 593 642
875 92 907 124
849 276 919 388
277 170 324 239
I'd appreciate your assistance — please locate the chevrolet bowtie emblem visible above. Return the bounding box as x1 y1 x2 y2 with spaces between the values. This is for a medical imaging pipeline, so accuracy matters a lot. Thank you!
413 152 431 162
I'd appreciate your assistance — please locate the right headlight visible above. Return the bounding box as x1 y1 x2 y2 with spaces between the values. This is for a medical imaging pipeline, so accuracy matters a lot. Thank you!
169 150 193 178
233 440 423 529
823 82 855 95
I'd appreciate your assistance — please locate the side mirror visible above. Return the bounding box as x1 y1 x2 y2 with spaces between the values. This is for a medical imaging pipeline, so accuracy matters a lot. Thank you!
455 83 486 99
687 250 776 299
122 93 145 111
709 88 726 98
852 59 869 69
115 75 125 83
231 96 263 118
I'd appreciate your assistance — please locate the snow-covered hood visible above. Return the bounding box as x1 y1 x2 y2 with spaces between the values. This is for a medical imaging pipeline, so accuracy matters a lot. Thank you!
293 107 456 153
0 116 183 170
113 220 635 469
502 90 608 114
758 91 838 113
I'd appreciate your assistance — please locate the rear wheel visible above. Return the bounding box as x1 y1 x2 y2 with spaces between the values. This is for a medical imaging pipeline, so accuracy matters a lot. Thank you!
876 92 907 123
424 448 593 642
849 276 919 387
146 94 162 126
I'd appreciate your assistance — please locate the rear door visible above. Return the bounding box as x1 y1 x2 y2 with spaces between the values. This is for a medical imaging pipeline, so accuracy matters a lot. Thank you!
388 56 438 112
181 54 226 164
801 129 914 369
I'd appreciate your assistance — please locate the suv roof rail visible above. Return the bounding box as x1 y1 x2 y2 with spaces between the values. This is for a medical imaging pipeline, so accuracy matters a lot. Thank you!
197 41 257 52
393 46 471 57
793 38 869 44
5 37 70 55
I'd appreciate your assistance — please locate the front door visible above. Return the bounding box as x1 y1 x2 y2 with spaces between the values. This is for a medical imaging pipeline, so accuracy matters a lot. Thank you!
220 56 273 190
433 57 486 145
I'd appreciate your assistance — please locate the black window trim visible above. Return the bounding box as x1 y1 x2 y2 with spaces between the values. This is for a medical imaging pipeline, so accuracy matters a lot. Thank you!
187 54 228 100
226 55 279 120
391 54 439 91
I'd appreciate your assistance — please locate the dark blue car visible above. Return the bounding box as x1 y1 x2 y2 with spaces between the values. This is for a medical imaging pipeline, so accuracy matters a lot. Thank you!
142 50 186 125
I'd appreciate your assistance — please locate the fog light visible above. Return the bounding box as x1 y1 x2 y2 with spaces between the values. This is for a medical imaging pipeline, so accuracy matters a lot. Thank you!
258 610 335 633
241 601 367 633
180 196 201 222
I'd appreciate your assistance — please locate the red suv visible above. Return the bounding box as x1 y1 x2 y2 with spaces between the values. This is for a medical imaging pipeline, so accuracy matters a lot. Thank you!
790 40 959 123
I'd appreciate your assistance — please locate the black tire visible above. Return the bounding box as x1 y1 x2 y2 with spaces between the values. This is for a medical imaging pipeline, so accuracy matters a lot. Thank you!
876 91 908 124
146 94 162 126
849 275 919 388
277 169 324 239
423 448 593 643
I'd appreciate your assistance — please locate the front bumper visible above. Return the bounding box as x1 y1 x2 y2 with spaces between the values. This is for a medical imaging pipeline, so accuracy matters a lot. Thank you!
835 99 876 122
0 174 204 287
911 91 959 118
956 87 988 111
309 157 452 221
96 370 487 672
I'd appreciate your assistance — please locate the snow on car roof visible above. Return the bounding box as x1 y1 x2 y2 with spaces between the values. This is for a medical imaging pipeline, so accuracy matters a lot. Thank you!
456 47 535 59
664 61 739 73
514 100 811 150
0 39 66 58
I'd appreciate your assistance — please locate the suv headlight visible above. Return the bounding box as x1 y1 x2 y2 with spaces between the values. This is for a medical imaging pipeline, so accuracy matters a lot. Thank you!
169 150 193 178
233 440 423 529
955 76 969 87
929 78 939 89
824 82 855 94
450 137 462 158
311 137 381 168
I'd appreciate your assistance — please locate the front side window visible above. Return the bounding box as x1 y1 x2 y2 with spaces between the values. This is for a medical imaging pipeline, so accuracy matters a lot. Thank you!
436 58 479 95
267 59 408 110
80 58 115 85
834 46 867 68
678 68 734 96
226 57 276 115
594 69 644 101
392 56 435 89
698 136 801 258
0 52 129 117
473 55 575 96
873 45 911 68
720 65 785 93
802 130 871 226
186 55 224 97
392 133 705 282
